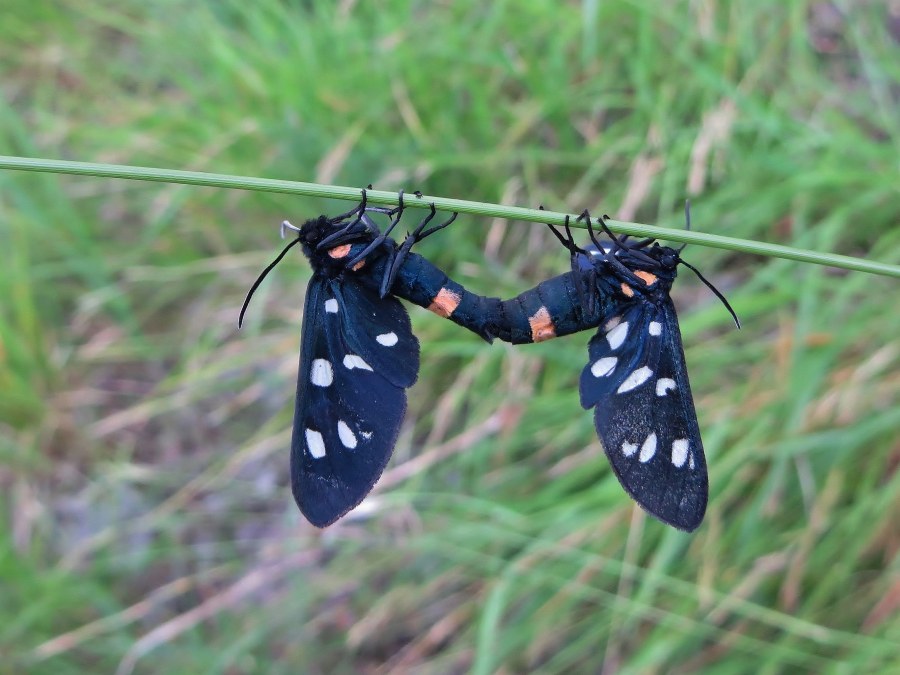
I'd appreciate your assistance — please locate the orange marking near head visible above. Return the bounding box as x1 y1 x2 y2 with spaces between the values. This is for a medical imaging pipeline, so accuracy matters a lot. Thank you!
620 282 635 298
427 288 461 318
351 260 366 271
327 244 352 259
634 270 658 286
528 306 557 342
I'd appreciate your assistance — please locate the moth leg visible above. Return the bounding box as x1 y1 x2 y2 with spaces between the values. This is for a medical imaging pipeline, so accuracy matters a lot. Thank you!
317 189 371 249
377 246 400 297
595 215 657 266
345 190 407 270
329 188 368 222
568 213 593 313
379 203 459 297
546 213 587 257
414 207 457 241
593 215 661 283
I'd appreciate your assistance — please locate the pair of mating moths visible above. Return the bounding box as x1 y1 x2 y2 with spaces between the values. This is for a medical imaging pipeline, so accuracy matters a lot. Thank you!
241 191 739 531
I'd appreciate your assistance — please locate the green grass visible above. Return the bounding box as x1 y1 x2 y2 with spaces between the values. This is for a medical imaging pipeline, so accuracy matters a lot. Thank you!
1 0 899 673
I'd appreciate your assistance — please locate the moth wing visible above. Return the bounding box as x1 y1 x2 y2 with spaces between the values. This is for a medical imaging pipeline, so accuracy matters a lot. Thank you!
290 278 416 527
579 300 708 531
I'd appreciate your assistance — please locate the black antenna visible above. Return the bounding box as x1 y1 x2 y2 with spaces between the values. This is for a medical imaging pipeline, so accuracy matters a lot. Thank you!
674 200 739 328
677 200 691 253
678 258 741 329
238 229 304 328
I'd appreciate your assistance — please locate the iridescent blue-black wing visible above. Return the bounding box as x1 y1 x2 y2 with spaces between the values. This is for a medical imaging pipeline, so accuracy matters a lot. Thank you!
290 276 419 527
580 299 707 530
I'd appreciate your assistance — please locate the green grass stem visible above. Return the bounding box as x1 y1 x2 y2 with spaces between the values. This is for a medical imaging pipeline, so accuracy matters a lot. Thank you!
3 154 898 278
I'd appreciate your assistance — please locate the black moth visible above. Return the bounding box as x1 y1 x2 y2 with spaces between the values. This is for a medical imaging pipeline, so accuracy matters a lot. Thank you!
541 209 740 530
240 191 458 526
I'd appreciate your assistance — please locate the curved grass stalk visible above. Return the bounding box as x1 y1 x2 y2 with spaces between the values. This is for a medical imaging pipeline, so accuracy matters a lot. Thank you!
1 155 898 279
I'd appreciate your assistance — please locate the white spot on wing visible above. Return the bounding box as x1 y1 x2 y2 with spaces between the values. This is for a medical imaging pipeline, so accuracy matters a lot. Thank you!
361 431 373 440
310 359 333 387
649 321 662 336
343 354 373 371
591 356 617 377
606 322 629 350
689 453 696 470
672 439 689 467
305 429 326 459
639 433 657 463
656 378 676 396
324 299 339 313
337 420 358 449
376 331 398 347
622 441 637 457
617 366 653 393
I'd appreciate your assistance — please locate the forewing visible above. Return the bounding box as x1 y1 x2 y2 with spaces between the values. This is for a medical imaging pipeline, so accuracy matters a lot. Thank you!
290 278 416 527
579 300 708 530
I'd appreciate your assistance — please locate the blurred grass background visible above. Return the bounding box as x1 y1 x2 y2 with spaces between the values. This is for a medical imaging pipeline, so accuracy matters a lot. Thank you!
1 0 899 673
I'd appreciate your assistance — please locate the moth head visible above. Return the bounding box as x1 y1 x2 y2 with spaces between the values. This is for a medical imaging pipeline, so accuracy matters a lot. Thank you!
298 215 334 255
299 213 377 267
654 245 680 270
